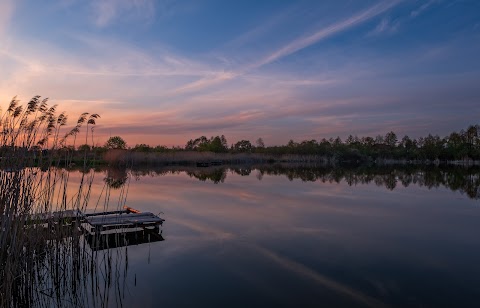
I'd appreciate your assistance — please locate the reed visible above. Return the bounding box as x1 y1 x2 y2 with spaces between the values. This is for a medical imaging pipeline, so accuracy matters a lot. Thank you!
0 96 126 307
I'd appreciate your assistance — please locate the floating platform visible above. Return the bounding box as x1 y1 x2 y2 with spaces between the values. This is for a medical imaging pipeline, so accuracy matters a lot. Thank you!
29 206 164 233
23 206 165 251
28 209 83 224
85 211 164 232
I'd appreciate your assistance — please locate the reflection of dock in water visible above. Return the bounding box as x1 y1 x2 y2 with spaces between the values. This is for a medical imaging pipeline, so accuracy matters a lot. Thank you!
29 206 165 250
85 228 164 251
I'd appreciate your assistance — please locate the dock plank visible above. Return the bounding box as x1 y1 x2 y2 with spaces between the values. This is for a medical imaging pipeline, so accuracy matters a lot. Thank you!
85 212 164 228
29 209 84 224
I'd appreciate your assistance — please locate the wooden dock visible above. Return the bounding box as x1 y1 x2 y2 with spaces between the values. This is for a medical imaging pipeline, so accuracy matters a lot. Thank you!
22 206 165 251
28 209 83 224
85 212 164 232
28 206 164 234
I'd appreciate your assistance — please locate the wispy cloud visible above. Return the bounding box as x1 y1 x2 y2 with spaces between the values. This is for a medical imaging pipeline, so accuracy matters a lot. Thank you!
1 32 210 79
410 0 438 18
0 0 15 36
2 0 478 146
221 4 298 51
0 33 211 112
172 71 238 94
91 0 155 27
251 0 400 70
173 0 401 94
367 17 400 36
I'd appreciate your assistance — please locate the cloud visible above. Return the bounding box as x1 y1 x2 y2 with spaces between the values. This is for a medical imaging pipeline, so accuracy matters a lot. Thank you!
65 34 211 78
0 32 211 85
171 71 238 94
0 0 15 36
367 17 400 36
2 0 479 147
173 0 401 94
251 0 400 70
221 4 298 51
91 0 155 27
410 0 438 18
0 35 195 112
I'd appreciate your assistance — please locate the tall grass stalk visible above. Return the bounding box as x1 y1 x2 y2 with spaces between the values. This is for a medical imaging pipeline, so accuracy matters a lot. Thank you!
0 96 127 307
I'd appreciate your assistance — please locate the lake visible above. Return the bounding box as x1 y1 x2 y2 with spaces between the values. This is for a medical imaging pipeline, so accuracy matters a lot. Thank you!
78 165 480 307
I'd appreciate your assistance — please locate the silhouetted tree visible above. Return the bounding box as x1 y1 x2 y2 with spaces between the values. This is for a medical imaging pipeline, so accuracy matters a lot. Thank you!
77 144 91 152
133 144 152 152
210 136 228 153
234 140 253 152
385 131 398 147
256 137 265 148
105 136 127 149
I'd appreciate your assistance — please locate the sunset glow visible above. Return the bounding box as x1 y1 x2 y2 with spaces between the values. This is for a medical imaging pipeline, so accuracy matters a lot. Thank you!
1 0 479 147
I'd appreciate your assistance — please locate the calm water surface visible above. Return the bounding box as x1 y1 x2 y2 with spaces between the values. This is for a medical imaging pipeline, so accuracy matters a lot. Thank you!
82 166 480 307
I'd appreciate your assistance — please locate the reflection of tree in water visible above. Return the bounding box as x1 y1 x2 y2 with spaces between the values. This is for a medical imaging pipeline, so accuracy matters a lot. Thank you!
231 166 252 176
256 170 264 181
108 164 480 200
186 166 254 183
104 167 128 189
256 164 480 199
186 168 227 184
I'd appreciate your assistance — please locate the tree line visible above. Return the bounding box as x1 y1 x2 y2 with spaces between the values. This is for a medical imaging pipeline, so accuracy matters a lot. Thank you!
98 124 479 162
251 125 480 161
69 124 480 163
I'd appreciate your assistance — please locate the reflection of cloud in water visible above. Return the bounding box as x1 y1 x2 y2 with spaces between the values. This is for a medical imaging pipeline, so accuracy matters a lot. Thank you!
248 243 388 308
127 214 351 304
169 216 234 240
177 227 387 308
102 165 480 307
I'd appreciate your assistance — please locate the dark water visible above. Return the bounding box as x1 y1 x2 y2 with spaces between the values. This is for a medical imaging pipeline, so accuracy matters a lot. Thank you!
85 165 480 307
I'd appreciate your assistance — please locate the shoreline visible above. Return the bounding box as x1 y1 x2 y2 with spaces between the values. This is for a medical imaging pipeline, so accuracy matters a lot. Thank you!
99 150 480 167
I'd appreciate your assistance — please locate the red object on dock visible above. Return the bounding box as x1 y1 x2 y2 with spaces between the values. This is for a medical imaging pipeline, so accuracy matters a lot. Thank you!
124 206 141 213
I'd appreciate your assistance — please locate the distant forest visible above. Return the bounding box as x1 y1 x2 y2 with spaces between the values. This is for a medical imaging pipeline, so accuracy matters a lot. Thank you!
105 124 480 162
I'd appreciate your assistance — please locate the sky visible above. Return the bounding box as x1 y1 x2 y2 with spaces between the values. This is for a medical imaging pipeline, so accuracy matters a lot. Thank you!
0 0 479 147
